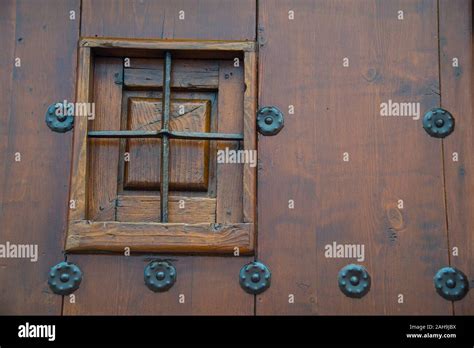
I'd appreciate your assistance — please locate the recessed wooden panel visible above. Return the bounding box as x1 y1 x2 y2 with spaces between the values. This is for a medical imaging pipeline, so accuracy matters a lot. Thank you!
124 97 211 191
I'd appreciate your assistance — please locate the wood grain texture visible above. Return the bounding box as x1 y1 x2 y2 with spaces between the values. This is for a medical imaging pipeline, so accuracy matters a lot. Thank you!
87 58 123 220
81 0 256 41
0 1 16 219
439 0 474 314
0 0 80 314
124 97 211 191
257 0 451 315
124 59 219 89
4 0 468 317
64 254 252 315
68 47 93 222
116 195 216 223
216 60 244 223
243 51 257 223
81 38 256 52
64 0 255 315
66 221 253 254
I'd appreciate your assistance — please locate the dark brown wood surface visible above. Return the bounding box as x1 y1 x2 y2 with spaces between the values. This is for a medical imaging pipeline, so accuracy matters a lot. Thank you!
88 58 123 221
439 0 474 315
1 0 472 316
124 59 219 90
216 60 245 223
257 0 452 314
63 0 256 315
0 0 80 314
66 221 253 254
81 0 256 41
68 46 93 223
116 195 216 223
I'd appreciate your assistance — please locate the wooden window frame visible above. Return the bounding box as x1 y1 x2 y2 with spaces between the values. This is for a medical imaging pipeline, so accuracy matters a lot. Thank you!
66 38 257 255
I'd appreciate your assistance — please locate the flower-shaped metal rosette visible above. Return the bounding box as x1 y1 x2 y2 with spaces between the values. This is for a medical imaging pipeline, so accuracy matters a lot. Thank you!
257 106 284 136
45 103 74 133
48 261 82 295
422 108 454 138
338 264 371 299
239 261 271 294
144 260 177 292
434 266 469 301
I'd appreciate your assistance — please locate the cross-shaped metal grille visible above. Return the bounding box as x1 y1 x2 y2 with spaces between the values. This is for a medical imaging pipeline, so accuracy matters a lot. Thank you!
88 51 243 222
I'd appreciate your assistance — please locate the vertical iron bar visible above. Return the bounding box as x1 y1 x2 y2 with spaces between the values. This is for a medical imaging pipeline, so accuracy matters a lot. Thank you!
160 51 172 222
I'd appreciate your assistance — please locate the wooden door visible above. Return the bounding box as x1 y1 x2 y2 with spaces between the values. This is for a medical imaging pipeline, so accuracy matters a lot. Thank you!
257 0 473 315
0 0 472 316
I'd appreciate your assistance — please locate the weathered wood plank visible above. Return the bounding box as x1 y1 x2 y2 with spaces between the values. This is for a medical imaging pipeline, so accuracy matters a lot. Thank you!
243 51 257 223
68 47 92 221
257 0 450 315
64 254 251 315
216 60 244 223
439 0 474 314
81 0 256 42
87 58 123 220
81 38 255 51
0 0 80 314
0 1 16 215
66 221 253 254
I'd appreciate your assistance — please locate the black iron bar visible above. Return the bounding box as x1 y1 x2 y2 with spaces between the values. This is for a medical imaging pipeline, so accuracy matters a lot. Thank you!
88 130 159 138
88 129 243 141
169 131 243 140
160 51 172 223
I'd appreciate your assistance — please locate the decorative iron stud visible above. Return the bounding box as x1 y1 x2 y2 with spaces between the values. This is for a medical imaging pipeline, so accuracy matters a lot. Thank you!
422 108 454 138
257 106 284 136
48 261 82 295
144 260 176 292
45 103 74 133
239 261 271 294
434 266 469 301
338 264 371 298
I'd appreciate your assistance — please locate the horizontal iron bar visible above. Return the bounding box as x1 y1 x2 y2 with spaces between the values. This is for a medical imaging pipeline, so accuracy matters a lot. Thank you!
171 131 243 140
88 130 243 141
88 130 158 138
